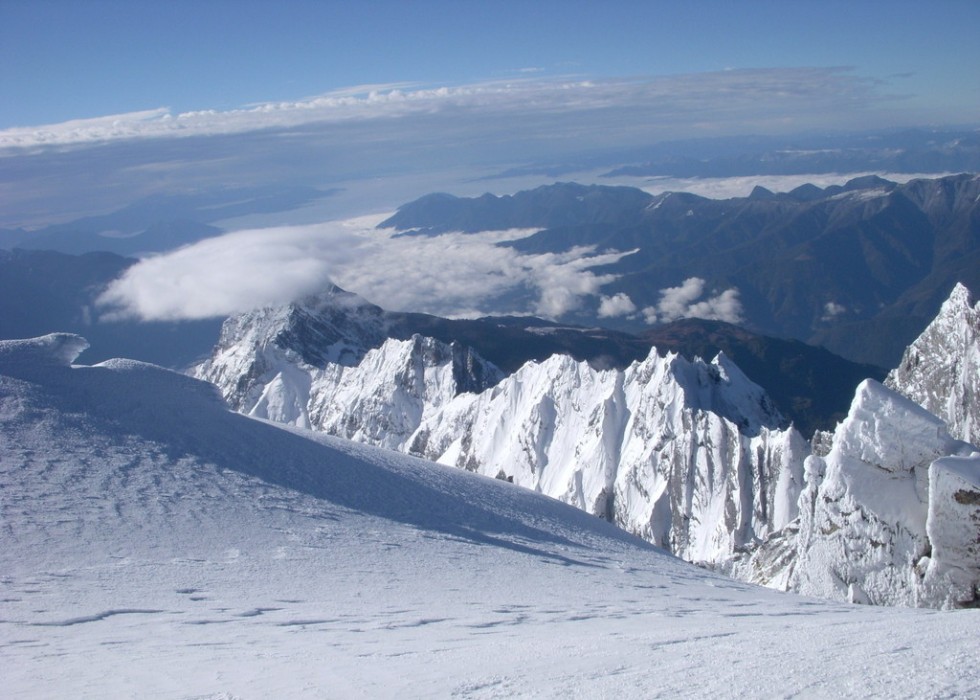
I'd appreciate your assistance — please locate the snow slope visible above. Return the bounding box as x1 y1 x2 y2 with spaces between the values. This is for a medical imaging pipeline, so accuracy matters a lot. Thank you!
3 334 979 698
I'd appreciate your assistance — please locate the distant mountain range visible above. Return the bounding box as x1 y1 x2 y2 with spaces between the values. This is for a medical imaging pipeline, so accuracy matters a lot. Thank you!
382 173 980 367
601 128 980 179
484 128 980 181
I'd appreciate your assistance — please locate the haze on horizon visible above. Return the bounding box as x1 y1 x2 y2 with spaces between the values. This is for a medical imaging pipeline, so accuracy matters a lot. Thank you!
3 0 979 325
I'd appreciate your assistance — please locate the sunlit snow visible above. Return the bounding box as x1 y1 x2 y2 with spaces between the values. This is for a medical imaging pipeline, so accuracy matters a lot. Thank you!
2 334 978 698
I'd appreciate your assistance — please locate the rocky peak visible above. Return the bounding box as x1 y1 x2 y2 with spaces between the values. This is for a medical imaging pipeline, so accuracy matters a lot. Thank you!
885 282 980 445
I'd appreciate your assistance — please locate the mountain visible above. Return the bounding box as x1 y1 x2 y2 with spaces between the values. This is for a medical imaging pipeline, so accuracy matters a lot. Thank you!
885 282 980 445
0 248 222 367
600 128 980 179
199 285 980 608
638 318 885 435
195 287 505 437
199 284 875 435
727 285 980 608
381 174 980 368
731 380 979 608
380 182 653 234
408 349 807 565
198 290 809 567
4 333 979 696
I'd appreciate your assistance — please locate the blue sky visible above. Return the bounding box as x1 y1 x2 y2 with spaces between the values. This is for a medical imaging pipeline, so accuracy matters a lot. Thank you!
2 0 978 129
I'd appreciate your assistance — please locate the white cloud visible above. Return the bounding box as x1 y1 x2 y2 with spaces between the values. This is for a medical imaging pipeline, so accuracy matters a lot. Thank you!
821 301 847 321
0 68 895 153
97 215 636 322
642 277 743 324
597 293 637 318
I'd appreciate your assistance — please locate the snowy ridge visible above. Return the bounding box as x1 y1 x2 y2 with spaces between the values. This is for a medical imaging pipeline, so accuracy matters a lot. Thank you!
202 302 804 566
196 287 503 436
409 348 804 564
886 282 980 445
734 379 980 608
197 287 980 608
3 334 980 696
195 286 391 416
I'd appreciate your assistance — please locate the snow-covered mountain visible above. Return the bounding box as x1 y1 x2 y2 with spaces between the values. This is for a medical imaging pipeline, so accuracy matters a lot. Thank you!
886 282 980 445
409 349 807 565
4 333 979 697
197 284 980 608
730 286 980 607
196 286 503 441
198 293 810 566
766 380 977 608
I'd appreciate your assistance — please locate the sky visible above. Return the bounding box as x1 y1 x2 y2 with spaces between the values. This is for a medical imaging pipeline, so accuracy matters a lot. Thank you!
3 0 980 323
2 0 978 130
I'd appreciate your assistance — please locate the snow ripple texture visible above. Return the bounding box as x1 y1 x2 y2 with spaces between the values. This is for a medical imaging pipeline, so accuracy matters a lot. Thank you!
6 333 980 697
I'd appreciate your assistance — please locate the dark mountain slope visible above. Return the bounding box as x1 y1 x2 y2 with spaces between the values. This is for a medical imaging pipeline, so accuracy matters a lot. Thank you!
382 174 980 367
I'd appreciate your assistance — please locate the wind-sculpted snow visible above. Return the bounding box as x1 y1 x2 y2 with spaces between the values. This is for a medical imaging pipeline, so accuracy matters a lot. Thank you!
0 332 90 371
4 335 980 697
735 379 980 608
886 282 980 445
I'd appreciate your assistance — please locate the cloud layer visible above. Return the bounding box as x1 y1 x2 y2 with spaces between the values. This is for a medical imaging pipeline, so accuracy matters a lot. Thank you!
97 216 635 322
1 69 898 153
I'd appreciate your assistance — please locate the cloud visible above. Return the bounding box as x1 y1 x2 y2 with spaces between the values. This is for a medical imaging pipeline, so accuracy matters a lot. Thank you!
642 277 743 324
597 293 637 318
0 68 897 154
97 215 636 322
821 301 847 321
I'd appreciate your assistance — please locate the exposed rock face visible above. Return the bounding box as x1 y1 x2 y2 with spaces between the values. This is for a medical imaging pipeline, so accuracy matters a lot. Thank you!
886 283 980 445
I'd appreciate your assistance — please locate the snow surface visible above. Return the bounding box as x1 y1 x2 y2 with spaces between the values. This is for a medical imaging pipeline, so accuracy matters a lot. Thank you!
3 334 979 698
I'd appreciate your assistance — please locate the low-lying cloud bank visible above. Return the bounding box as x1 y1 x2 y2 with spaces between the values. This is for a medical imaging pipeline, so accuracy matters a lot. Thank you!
97 216 636 322
97 214 749 330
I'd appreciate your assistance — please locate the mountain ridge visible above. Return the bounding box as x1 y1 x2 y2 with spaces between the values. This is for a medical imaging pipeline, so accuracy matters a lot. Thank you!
382 174 980 367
